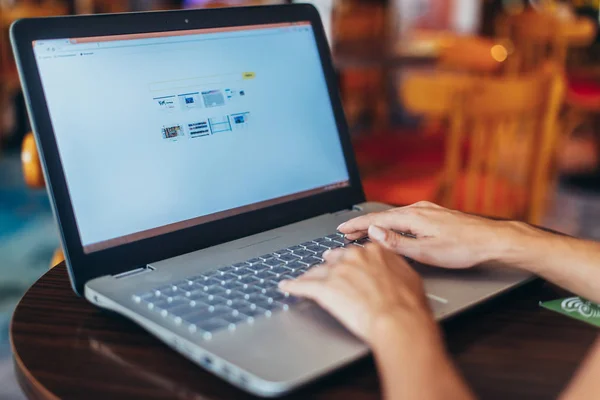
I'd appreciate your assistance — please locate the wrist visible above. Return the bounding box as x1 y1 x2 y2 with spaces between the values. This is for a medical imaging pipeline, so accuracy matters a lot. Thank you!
368 310 442 356
486 220 553 273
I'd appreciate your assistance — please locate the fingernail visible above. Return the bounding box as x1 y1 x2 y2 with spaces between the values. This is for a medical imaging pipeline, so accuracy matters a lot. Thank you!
337 222 346 230
368 225 386 241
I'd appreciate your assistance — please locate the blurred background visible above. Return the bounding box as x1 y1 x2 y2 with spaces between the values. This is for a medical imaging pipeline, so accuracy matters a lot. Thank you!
2 0 600 397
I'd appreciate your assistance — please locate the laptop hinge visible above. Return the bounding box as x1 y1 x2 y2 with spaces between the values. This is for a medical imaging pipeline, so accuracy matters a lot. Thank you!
113 265 155 279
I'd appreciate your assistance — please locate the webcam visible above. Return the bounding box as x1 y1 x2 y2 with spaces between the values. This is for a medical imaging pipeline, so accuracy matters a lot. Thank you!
185 19 189 24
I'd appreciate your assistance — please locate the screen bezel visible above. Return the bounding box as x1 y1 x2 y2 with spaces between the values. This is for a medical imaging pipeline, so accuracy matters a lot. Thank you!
10 4 365 295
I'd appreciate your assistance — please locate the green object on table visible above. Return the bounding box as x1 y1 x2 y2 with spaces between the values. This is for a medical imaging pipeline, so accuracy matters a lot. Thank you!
540 297 600 328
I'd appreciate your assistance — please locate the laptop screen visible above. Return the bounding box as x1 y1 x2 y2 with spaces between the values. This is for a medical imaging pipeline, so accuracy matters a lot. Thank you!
32 22 350 254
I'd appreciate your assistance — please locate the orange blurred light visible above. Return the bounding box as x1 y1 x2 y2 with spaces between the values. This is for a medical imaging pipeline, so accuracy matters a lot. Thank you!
490 45 508 62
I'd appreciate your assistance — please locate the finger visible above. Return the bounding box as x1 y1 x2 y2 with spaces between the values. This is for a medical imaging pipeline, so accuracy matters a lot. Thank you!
344 231 367 241
278 278 327 299
323 248 345 264
368 225 424 259
337 209 419 237
301 264 331 279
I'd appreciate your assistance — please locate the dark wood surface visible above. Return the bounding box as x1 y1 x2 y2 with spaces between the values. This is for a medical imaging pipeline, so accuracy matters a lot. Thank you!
11 263 599 400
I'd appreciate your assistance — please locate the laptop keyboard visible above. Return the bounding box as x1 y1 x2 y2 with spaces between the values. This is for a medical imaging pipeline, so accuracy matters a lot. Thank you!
132 233 370 339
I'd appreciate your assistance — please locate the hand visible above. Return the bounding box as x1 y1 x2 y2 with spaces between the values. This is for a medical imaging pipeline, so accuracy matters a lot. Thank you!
279 244 438 345
338 201 527 269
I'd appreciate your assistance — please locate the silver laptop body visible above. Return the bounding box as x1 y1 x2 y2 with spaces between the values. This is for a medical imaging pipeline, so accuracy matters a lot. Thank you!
85 199 531 397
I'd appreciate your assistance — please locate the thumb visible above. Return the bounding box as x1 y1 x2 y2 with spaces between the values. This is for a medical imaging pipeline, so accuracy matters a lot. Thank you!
368 225 422 259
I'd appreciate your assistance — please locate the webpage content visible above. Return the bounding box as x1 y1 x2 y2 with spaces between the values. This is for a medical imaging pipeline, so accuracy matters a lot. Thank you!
33 23 350 253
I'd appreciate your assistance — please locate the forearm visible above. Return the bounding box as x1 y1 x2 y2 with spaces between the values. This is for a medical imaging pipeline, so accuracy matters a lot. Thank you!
492 221 600 303
370 315 475 400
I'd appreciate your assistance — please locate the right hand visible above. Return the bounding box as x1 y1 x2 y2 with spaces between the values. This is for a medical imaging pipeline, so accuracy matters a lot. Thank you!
338 201 535 269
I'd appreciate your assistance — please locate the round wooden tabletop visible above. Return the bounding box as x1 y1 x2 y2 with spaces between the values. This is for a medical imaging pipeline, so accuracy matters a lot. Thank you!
11 263 599 399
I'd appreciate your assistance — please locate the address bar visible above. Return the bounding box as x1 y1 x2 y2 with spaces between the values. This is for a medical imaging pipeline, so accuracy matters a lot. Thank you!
149 73 242 93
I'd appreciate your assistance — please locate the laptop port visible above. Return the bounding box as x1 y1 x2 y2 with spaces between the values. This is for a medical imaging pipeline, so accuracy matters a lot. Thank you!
201 356 213 368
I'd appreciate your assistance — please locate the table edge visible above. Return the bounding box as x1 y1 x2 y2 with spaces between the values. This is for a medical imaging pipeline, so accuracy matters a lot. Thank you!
10 273 61 400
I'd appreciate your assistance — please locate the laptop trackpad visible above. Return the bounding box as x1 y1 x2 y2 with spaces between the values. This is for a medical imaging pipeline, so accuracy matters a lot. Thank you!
414 262 532 319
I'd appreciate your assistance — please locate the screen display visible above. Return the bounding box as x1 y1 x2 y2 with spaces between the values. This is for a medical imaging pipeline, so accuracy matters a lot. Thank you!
33 22 350 253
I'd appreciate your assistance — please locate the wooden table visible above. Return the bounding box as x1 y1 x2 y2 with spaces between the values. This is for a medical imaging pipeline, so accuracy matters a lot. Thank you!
11 263 598 400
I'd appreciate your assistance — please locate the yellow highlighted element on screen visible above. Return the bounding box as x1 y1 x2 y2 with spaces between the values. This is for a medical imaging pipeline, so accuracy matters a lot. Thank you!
242 72 256 80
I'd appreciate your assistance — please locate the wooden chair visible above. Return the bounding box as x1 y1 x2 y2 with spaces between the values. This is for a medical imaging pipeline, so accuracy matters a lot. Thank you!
501 8 596 74
436 34 508 75
362 64 565 225
22 132 64 268
501 8 597 145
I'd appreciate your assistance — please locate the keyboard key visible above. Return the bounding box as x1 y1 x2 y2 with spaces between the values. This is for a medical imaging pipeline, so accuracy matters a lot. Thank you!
263 258 284 268
200 271 220 280
204 285 227 295
246 293 270 305
194 318 230 338
147 298 170 311
263 290 287 302
186 298 210 309
321 241 342 249
232 262 249 270
300 241 317 247
273 249 291 256
203 277 225 287
229 299 252 310
245 263 269 273
246 258 263 265
292 249 315 258
158 300 192 317
222 313 250 328
171 280 191 290
356 237 371 245
221 273 240 282
206 294 228 305
255 270 276 280
182 310 214 325
253 299 279 312
270 266 292 276
185 275 203 284
303 256 323 266
229 280 251 290
288 270 306 278
191 281 214 291
259 254 275 261
237 306 269 319
313 237 330 243
163 298 190 309
132 292 153 303
278 254 301 263
238 284 263 295
187 289 210 301
247 275 268 284
208 304 235 315
217 266 235 274
325 233 344 240
284 260 308 271
286 245 304 252
231 269 253 278
239 274 260 285
304 244 322 253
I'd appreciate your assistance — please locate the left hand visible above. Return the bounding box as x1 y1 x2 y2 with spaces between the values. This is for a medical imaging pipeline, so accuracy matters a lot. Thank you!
279 243 438 345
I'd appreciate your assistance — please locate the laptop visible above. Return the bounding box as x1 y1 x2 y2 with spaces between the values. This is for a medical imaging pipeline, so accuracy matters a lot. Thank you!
10 4 532 397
